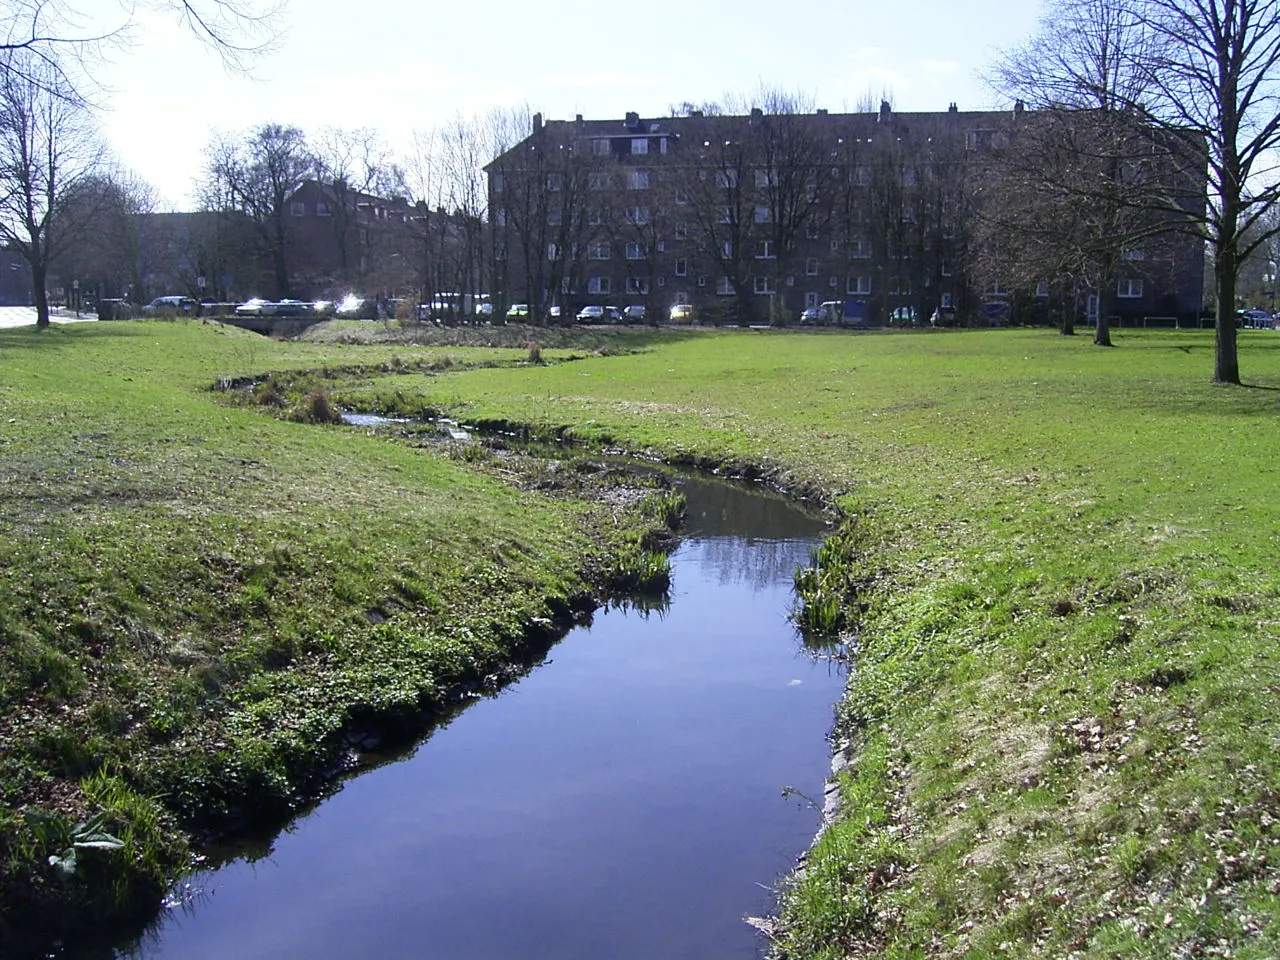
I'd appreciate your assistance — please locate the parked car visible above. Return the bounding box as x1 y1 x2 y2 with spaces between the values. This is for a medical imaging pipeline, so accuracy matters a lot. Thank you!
505 303 529 321
798 306 822 324
603 305 623 323
576 305 605 323
234 298 275 316
475 301 494 318
622 304 647 323
143 295 198 316
1237 308 1271 328
273 299 312 317
669 303 694 323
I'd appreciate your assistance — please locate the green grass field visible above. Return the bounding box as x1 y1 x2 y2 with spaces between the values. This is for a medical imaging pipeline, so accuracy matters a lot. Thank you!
328 323 1280 959
3 317 1279 957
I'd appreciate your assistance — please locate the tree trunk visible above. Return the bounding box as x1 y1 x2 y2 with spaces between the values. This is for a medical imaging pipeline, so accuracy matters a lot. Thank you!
32 261 49 329
1215 249 1241 384
1094 288 1113 347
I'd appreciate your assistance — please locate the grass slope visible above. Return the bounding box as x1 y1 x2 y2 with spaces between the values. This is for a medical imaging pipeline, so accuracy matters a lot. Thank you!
338 325 1280 959
0 319 674 952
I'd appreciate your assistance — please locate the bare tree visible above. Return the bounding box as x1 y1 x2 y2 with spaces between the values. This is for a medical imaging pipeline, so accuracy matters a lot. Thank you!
0 1 280 102
313 126 402 283
1128 0 1280 382
51 168 156 304
201 123 313 298
989 0 1198 345
0 52 107 327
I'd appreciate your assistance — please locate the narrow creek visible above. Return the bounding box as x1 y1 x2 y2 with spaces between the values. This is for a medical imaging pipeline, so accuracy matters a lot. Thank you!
109 474 845 960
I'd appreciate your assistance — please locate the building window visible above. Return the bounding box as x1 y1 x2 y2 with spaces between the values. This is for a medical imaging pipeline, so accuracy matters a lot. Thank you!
754 276 775 294
290 201 306 217
754 204 772 222
847 275 871 295
848 239 871 259
626 206 650 225
494 209 506 226
1118 278 1144 298
547 208 561 226
631 138 648 155
626 242 647 260
698 276 706 287
675 257 688 276
627 169 650 190
588 172 609 190
940 260 953 276
657 276 665 286
547 243 562 261
717 206 732 224
588 243 611 260
1125 249 1146 261
493 173 505 192
1036 281 1050 298
316 201 331 217
754 167 778 188
494 244 507 261
588 276 611 294
806 224 820 239
756 240 776 259
546 173 563 191
806 257 819 276
715 169 738 188
674 187 689 205
716 276 735 295
941 292 953 308
592 138 610 155
985 280 1010 296
674 221 688 240
627 276 650 294
830 238 841 252
853 166 870 186
587 210 603 226
805 291 819 307
889 276 911 295
720 240 733 258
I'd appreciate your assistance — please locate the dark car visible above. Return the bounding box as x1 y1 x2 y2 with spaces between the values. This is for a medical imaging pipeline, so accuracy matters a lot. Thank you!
1237 308 1271 328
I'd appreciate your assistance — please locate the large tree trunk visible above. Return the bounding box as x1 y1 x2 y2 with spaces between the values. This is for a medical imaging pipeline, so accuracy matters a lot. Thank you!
1215 248 1241 384
1094 291 1112 346
32 261 49 329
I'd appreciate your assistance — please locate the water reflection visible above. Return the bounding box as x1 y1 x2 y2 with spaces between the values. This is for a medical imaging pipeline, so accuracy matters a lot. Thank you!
98 475 842 960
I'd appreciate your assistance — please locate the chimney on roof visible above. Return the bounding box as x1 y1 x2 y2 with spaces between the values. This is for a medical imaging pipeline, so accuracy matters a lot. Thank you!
1014 99 1025 115
817 108 828 115
576 113 583 123
624 111 640 129
690 109 703 118
879 100 892 123
750 106 763 119
532 112 543 133
948 102 958 113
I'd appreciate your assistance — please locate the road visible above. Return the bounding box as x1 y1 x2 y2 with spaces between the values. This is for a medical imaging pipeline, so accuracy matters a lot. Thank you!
0 307 97 329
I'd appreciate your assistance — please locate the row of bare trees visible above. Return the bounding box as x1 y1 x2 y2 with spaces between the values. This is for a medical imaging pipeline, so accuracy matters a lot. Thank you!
991 0 1280 382
0 1 277 327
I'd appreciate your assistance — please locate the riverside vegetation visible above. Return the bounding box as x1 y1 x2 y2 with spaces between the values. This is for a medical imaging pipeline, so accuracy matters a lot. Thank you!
2 317 1279 958
0 319 680 955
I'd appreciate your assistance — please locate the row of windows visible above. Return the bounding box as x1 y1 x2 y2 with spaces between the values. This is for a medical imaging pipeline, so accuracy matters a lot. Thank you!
545 273 1146 301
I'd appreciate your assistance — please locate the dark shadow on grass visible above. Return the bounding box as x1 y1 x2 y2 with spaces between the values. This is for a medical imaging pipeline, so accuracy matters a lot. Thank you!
0 321 160 353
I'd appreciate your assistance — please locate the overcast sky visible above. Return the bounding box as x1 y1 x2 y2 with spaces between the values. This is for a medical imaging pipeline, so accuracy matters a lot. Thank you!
95 0 1046 210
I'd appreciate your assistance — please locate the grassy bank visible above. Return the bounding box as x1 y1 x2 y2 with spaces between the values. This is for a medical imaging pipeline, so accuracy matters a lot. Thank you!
318 324 1280 958
0 319 678 954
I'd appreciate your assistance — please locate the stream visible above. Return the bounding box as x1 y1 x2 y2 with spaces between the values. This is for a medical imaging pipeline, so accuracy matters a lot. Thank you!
108 474 845 959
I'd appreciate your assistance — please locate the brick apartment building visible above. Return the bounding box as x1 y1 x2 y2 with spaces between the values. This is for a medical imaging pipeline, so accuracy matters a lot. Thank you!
484 104 1205 326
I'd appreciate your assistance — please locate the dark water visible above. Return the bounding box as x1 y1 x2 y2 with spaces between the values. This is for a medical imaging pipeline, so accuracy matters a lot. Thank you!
114 476 843 960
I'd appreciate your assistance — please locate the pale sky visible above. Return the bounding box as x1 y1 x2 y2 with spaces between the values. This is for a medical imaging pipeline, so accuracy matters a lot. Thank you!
94 0 1046 210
